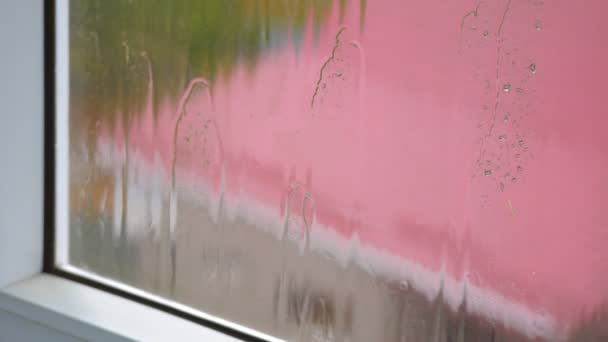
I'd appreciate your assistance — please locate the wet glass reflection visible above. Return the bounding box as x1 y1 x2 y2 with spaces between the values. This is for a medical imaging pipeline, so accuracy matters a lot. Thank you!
69 0 608 340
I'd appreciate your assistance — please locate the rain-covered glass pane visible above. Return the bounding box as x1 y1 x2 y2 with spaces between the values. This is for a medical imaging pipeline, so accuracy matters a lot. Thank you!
67 0 608 340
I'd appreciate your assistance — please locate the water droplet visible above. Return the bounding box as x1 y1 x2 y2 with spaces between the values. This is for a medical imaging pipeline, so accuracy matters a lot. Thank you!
511 177 517 183
529 63 537 74
503 83 511 93
484 170 493 176
518 139 525 147
499 135 507 141
517 165 523 172
535 19 543 31
499 182 505 191
483 30 489 37
503 115 510 123
515 153 521 159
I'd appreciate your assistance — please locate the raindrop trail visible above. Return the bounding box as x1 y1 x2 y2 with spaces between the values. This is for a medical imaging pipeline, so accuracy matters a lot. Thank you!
474 0 514 174
497 0 513 37
311 26 348 109
459 0 481 42
301 192 315 254
275 183 301 321
169 77 211 294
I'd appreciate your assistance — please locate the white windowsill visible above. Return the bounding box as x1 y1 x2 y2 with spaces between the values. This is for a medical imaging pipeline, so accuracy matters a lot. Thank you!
0 274 239 341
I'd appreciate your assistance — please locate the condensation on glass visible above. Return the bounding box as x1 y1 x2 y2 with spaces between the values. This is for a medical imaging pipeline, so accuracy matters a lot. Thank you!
67 0 608 341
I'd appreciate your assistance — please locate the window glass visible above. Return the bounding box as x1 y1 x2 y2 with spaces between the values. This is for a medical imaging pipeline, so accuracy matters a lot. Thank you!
67 0 608 340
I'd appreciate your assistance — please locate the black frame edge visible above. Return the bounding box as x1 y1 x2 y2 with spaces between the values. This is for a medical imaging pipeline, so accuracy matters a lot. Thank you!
43 0 56 273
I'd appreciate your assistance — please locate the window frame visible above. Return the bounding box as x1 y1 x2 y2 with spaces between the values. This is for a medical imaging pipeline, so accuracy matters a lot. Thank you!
0 1 277 341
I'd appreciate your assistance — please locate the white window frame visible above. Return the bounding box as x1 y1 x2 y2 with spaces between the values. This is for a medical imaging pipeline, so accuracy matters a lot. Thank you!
0 1 277 341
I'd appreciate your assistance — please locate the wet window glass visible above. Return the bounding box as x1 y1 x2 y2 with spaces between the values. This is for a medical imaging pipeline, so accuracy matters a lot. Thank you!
66 0 608 340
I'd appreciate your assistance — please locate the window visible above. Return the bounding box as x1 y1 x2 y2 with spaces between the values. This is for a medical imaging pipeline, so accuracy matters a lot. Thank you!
48 0 608 341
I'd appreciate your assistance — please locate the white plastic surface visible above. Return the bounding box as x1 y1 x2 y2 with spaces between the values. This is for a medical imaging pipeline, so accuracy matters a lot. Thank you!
1 274 239 342
0 0 44 288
